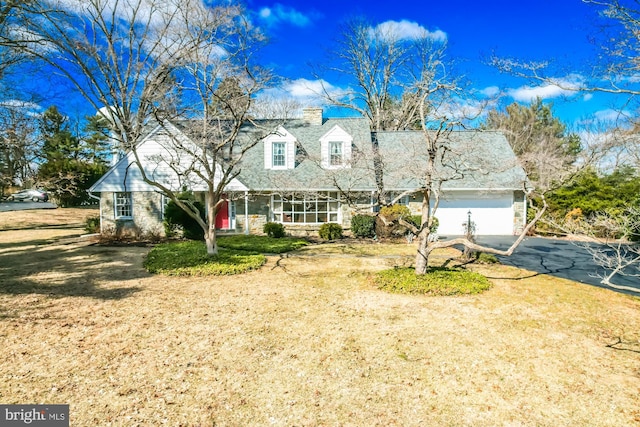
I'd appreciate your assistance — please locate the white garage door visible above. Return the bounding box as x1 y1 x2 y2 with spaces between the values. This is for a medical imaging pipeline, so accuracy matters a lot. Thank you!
435 193 514 236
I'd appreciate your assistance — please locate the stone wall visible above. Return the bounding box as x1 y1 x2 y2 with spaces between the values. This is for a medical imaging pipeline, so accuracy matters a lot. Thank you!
100 191 165 238
513 190 526 234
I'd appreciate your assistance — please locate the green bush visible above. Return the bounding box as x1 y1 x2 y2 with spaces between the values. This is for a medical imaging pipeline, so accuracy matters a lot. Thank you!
474 252 499 264
163 194 205 240
263 221 286 238
408 215 422 228
319 223 343 240
144 240 266 276
379 204 411 222
84 215 100 234
351 214 376 238
374 267 492 296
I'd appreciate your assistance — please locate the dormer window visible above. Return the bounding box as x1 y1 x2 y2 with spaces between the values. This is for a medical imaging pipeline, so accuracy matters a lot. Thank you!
320 125 352 169
263 126 296 170
329 141 343 166
272 142 286 167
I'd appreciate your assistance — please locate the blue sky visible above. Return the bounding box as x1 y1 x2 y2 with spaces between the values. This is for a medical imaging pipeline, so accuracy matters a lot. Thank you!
247 0 623 128
3 0 629 132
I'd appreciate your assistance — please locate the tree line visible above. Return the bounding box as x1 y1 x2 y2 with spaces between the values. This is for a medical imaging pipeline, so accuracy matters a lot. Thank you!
0 104 110 206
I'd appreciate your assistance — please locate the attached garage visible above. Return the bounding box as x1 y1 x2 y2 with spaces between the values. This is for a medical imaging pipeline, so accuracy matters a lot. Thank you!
435 191 516 236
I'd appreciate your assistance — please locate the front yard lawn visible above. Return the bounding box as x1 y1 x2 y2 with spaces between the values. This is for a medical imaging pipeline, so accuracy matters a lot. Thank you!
2 210 640 425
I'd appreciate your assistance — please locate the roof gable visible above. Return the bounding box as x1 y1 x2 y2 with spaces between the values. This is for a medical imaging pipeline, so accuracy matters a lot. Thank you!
89 121 248 193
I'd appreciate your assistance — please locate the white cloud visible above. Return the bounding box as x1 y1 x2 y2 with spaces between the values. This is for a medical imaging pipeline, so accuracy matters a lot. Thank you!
508 84 572 102
583 93 593 101
283 78 343 99
594 108 629 123
370 20 447 42
255 79 348 118
258 4 313 28
507 75 585 102
480 86 500 97
0 99 42 112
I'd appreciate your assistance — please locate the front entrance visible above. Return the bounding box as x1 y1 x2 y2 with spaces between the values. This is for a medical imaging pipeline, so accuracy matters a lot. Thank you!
214 197 236 230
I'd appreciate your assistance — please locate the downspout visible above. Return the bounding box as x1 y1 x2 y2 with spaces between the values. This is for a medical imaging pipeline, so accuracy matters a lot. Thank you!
87 191 102 234
244 190 249 235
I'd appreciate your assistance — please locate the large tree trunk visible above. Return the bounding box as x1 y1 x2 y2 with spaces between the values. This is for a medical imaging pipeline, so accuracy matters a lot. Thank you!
414 187 433 275
205 226 218 255
205 196 219 256
414 228 432 274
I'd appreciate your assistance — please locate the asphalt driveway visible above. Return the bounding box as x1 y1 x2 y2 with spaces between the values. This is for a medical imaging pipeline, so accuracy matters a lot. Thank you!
471 236 639 295
0 201 57 212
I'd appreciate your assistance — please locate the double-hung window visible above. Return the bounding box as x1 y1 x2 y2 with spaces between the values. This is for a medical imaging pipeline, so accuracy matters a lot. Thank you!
329 141 343 166
272 142 286 168
115 192 132 219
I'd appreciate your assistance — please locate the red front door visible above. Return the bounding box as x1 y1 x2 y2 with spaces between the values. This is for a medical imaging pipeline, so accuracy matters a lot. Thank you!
215 199 229 229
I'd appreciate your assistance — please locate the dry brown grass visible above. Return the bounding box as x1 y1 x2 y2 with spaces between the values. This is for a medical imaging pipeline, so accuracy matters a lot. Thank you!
1 209 639 426
0 207 99 247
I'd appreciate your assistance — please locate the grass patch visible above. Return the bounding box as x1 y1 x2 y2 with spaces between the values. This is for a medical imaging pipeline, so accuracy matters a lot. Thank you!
144 240 266 276
218 234 308 253
373 266 493 296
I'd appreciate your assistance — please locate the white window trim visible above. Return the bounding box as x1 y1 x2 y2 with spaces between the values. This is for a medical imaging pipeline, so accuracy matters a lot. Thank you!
329 141 344 166
114 191 133 219
160 194 170 219
263 126 297 170
271 192 341 224
319 125 352 169
272 141 287 169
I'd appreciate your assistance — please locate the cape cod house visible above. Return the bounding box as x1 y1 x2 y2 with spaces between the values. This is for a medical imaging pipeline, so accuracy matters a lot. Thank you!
89 108 529 237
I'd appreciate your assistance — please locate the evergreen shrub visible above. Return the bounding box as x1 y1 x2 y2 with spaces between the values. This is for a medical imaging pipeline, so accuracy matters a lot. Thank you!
319 223 343 240
163 194 205 240
350 214 376 238
263 222 286 238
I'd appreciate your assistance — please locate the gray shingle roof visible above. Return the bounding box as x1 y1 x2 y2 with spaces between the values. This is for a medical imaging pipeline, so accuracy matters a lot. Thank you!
375 130 528 190
237 117 378 191
236 121 527 192
92 116 528 194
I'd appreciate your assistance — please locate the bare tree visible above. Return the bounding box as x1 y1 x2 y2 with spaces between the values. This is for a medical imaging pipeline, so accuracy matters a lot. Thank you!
314 18 445 132
314 18 549 274
0 99 39 194
490 0 640 288
563 208 640 292
313 18 453 206
0 0 38 77
12 0 278 254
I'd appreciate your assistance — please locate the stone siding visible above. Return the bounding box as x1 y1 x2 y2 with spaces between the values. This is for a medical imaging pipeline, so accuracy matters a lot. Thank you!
513 190 526 234
100 191 164 238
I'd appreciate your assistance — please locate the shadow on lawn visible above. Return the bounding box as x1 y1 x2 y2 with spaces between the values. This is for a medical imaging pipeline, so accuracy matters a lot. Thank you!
0 241 146 300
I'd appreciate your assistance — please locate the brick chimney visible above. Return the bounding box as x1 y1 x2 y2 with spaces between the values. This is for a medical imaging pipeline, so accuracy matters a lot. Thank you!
302 107 323 125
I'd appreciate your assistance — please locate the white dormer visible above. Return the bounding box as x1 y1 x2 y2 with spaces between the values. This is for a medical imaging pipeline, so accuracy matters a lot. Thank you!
319 125 353 169
263 126 297 170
